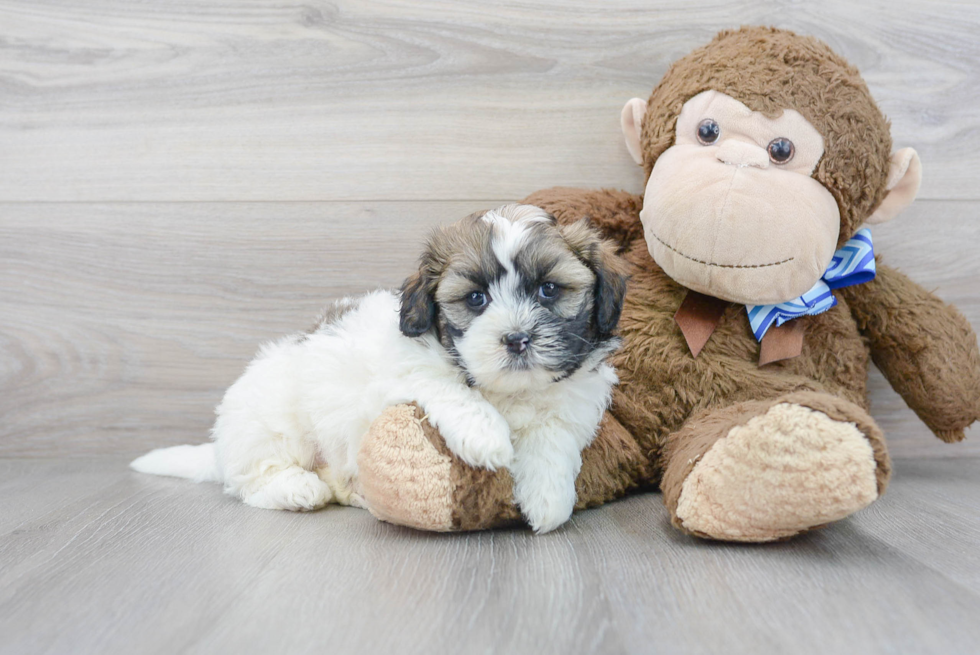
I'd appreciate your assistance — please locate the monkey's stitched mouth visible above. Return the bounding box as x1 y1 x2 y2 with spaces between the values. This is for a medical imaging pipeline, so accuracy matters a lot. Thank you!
650 233 794 269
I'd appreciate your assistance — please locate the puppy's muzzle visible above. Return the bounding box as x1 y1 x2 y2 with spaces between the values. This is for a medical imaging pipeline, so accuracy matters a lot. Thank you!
504 332 530 356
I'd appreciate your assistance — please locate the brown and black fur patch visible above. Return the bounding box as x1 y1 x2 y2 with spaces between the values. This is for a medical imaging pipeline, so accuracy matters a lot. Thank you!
399 204 629 379
399 214 496 338
305 297 360 339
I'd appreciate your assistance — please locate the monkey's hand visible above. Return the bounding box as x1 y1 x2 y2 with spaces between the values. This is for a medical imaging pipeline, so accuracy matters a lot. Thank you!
839 262 980 442
522 187 644 253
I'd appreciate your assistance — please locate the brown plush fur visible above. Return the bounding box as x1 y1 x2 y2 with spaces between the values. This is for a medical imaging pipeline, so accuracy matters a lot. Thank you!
607 237 873 468
572 413 654 508
839 263 980 442
523 183 976 538
357 27 980 539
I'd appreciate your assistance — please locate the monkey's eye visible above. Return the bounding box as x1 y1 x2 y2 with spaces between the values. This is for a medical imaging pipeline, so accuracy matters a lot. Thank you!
767 138 795 164
538 282 559 301
465 290 489 309
696 119 720 145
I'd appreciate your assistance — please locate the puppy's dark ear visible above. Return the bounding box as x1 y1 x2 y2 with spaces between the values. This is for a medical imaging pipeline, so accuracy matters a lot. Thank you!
593 259 629 336
561 217 630 336
399 270 436 337
401 225 454 337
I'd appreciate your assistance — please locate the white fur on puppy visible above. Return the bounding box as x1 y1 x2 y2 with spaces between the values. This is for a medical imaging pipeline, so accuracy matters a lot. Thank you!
132 204 627 533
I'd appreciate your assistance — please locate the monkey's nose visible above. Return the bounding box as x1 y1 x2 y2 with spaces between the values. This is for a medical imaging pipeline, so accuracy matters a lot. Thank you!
504 332 530 355
716 140 769 169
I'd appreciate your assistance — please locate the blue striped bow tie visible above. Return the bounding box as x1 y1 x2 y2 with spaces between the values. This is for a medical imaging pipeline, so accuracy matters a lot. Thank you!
746 229 876 341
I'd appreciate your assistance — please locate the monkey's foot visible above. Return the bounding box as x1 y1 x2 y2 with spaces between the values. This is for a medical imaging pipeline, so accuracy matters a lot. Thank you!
662 392 890 542
357 403 519 532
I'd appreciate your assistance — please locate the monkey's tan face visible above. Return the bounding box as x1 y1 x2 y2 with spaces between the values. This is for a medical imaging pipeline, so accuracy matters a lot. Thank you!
640 90 841 305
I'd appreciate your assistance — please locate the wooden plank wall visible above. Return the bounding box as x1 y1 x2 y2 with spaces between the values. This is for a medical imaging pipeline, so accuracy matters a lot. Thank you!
1 0 979 457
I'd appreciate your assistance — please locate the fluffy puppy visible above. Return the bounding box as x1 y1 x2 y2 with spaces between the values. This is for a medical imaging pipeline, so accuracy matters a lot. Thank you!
132 204 628 533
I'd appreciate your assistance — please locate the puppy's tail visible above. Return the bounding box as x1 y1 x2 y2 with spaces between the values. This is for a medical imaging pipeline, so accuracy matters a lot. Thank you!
130 443 222 483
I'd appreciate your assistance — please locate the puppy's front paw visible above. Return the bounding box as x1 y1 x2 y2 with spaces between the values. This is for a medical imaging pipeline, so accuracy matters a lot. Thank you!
515 473 577 534
460 433 515 471
435 405 514 471
520 492 575 534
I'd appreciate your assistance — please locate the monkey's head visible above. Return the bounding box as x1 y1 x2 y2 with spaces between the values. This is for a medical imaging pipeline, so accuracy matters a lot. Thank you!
621 27 922 305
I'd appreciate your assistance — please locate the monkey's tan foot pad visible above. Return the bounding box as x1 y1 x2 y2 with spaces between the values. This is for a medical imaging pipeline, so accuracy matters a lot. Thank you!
357 403 520 532
672 402 880 542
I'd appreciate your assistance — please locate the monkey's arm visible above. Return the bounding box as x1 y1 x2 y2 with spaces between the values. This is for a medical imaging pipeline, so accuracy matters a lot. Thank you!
838 263 980 442
523 187 645 253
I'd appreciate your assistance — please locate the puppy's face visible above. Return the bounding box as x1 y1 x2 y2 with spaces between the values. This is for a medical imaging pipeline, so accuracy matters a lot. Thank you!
400 204 628 394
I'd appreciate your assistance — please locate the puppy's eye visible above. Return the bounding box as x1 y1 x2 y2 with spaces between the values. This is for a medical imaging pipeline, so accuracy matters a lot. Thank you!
767 137 795 164
465 290 488 309
538 282 559 300
697 119 720 145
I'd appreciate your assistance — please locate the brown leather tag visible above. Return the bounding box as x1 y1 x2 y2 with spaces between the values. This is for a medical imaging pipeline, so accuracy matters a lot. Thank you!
758 319 805 366
674 291 729 358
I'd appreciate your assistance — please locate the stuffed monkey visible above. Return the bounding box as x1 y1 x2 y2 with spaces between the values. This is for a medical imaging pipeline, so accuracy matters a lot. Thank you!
355 27 980 541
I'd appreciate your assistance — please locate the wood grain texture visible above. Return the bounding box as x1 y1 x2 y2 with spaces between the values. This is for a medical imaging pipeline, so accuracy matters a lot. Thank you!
0 456 977 655
0 200 494 456
1 0 978 202
2 4 978 652
1 199 978 458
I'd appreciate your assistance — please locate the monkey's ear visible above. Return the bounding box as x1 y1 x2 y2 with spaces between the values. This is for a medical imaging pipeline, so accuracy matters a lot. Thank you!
621 98 648 166
866 148 922 225
399 271 436 337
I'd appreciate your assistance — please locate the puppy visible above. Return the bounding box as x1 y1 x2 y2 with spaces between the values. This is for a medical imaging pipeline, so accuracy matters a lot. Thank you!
131 204 628 533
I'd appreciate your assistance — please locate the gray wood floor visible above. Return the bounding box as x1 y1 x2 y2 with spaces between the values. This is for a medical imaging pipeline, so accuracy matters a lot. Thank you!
2 1 980 653
1 457 978 655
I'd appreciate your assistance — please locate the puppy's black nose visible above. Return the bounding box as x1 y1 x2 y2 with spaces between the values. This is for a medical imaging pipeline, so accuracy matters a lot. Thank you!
504 332 530 355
